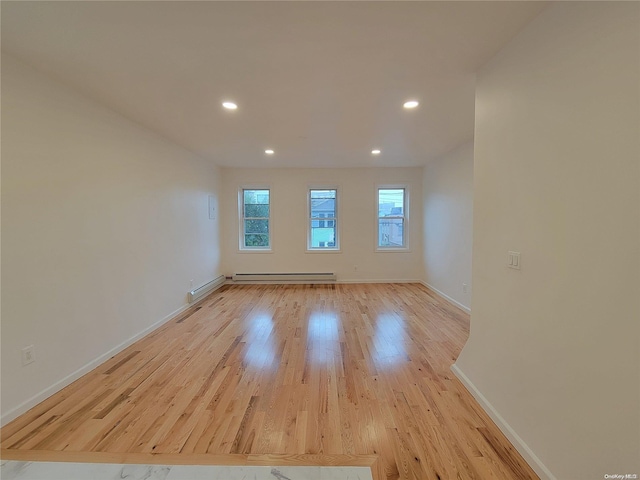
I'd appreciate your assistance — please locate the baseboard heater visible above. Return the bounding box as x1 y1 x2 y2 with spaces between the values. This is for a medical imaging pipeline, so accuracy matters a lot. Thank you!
232 272 336 282
188 275 226 303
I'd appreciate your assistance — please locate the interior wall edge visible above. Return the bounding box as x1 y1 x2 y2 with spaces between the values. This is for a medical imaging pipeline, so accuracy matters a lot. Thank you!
0 299 193 427
451 364 556 480
420 281 471 314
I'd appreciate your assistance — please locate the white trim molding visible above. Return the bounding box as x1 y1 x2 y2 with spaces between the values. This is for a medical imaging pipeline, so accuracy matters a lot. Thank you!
451 364 556 480
421 281 471 314
306 185 341 252
0 302 189 426
0 276 228 426
375 184 410 252
338 278 422 284
226 278 423 285
238 185 272 252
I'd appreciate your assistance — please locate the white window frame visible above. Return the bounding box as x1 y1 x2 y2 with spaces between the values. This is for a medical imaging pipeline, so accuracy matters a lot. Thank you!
307 186 340 253
376 185 409 252
238 186 272 252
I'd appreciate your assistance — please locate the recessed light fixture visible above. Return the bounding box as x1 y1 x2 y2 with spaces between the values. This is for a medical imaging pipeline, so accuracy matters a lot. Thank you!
265 149 275 155
371 149 381 155
222 101 238 110
403 100 419 109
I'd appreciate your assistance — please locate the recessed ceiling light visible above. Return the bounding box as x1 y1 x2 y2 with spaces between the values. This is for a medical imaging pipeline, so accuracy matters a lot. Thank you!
403 100 419 109
265 149 275 155
222 101 238 110
371 149 381 155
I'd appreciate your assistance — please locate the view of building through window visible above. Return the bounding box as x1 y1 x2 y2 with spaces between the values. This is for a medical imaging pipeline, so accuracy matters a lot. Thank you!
378 188 405 248
309 189 337 249
242 189 270 248
240 187 405 250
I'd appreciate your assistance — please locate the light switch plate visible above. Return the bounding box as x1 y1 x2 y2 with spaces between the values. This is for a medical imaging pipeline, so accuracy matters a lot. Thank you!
508 251 521 270
208 195 216 220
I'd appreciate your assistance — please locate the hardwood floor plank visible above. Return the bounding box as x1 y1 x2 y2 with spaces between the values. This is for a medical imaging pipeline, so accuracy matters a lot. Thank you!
0 284 539 480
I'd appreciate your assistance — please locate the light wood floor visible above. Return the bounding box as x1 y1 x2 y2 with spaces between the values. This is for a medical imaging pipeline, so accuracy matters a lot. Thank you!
1 283 538 479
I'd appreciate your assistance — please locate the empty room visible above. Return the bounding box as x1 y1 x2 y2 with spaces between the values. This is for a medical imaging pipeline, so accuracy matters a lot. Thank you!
1 2 638 480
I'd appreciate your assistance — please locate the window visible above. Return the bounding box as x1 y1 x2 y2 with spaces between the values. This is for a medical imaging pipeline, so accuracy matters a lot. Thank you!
308 189 338 250
240 188 270 250
377 187 407 249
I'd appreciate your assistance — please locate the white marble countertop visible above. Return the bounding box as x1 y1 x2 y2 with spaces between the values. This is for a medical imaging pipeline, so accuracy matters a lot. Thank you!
0 460 373 480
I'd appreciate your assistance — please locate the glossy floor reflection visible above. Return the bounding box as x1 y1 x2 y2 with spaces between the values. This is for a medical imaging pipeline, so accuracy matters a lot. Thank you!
0 284 539 479
1 461 373 480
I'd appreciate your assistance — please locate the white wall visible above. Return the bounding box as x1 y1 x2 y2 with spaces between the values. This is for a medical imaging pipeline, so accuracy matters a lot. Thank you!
220 167 423 282
1 55 222 423
455 3 640 479
422 141 473 311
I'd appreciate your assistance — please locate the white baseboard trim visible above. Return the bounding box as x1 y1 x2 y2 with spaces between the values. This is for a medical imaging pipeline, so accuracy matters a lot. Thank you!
451 364 556 480
1 302 192 427
420 281 471 313
226 278 423 285
338 278 423 284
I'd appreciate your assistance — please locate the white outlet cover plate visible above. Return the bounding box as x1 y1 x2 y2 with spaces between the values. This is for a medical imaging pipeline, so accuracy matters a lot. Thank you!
21 345 35 366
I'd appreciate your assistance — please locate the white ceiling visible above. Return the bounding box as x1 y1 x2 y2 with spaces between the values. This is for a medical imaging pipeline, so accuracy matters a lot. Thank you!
1 1 547 168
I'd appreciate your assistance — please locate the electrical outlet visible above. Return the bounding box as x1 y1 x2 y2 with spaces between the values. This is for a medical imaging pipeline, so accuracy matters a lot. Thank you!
354 265 358 271
22 345 35 366
463 283 468 294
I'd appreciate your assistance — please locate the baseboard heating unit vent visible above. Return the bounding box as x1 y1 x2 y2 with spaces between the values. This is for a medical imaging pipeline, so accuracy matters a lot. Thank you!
232 273 336 283
188 275 226 303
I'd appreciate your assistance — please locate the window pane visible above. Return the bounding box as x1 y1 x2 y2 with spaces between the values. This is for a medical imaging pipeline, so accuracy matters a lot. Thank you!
244 189 270 205
308 189 338 250
310 224 336 248
244 219 269 234
378 189 404 217
241 189 270 249
378 218 404 247
245 203 270 218
244 234 269 247
310 190 336 218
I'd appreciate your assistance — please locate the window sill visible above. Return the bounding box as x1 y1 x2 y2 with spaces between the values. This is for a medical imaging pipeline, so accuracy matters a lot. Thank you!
305 248 342 254
237 248 273 254
375 247 411 253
